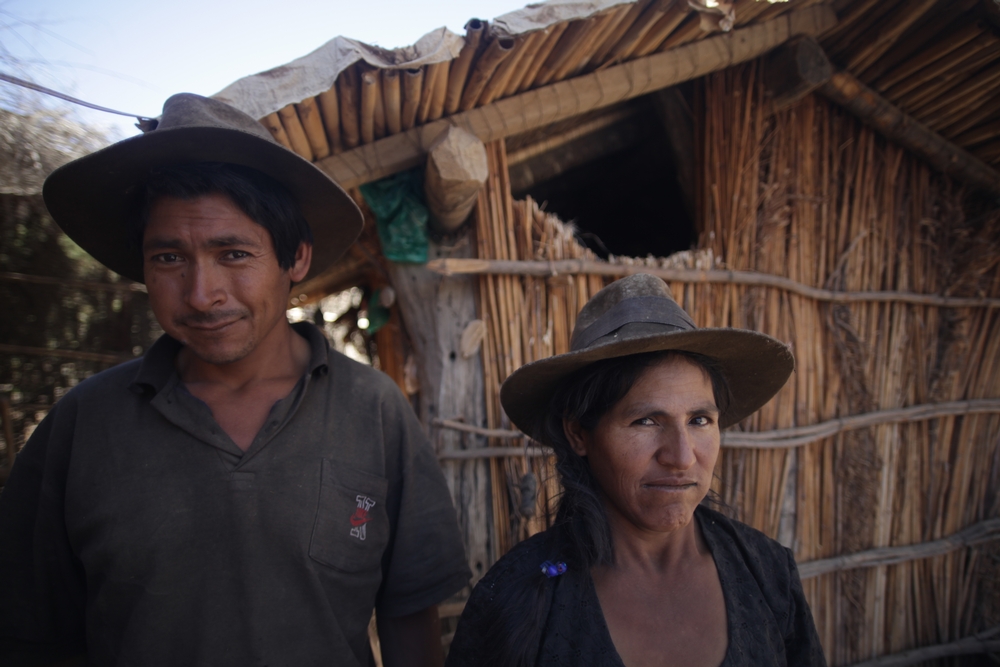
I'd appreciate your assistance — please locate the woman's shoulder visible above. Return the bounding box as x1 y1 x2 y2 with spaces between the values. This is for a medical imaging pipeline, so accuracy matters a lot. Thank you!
696 505 797 592
476 529 554 591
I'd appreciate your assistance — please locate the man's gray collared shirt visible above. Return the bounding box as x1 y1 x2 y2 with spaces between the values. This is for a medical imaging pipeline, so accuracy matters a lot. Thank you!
0 322 470 666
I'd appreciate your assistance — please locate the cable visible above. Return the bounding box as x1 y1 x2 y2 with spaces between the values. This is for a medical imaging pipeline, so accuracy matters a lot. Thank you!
0 72 153 120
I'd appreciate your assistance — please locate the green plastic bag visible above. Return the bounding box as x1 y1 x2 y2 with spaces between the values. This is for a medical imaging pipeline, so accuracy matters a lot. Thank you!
360 168 429 264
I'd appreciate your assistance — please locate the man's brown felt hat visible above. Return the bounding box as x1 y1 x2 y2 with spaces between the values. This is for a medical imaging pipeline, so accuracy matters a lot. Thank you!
42 93 362 283
500 274 795 439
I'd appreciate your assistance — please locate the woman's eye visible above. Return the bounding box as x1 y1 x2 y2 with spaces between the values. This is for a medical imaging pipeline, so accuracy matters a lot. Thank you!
632 417 655 426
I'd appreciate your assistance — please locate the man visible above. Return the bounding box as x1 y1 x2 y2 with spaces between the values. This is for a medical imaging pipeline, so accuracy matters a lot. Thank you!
0 94 470 666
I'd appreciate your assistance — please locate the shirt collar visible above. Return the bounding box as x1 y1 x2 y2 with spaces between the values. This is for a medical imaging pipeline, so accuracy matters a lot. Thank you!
129 321 330 396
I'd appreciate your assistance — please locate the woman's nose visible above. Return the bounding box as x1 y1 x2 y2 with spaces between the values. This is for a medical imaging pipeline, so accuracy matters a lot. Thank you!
654 426 697 470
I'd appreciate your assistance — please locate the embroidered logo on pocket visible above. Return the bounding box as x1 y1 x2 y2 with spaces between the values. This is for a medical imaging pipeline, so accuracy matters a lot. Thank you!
349 495 376 541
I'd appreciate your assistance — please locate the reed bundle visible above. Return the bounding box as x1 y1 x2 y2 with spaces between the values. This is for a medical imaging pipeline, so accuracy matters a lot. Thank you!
699 61 1000 663
473 139 609 555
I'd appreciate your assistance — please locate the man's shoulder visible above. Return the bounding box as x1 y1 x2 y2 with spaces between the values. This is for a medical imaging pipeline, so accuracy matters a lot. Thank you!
57 357 144 408
324 348 406 403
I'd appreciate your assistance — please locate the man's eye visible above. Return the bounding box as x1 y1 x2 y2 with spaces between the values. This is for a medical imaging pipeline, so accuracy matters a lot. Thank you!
691 415 713 426
225 250 250 260
152 253 180 263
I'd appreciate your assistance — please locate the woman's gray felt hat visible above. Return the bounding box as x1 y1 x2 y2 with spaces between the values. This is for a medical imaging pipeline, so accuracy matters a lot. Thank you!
500 273 795 438
42 93 362 283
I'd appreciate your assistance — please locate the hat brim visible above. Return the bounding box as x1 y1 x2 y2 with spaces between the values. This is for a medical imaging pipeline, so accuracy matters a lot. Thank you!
500 327 794 439
42 125 362 284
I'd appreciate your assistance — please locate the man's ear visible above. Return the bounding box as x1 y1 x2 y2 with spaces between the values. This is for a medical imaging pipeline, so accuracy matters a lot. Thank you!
563 418 589 457
288 242 312 283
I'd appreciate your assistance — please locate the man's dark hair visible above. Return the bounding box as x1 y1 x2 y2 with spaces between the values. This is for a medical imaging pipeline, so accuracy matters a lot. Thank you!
131 162 313 269
478 350 732 667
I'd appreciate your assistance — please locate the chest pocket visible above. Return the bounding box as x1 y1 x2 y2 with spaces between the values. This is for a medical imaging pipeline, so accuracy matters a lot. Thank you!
309 458 390 572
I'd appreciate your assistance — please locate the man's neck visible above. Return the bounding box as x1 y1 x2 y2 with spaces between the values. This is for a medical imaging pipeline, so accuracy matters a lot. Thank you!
176 321 311 390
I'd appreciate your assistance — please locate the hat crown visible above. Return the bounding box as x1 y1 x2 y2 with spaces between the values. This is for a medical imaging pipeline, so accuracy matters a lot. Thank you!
153 93 276 145
570 274 696 351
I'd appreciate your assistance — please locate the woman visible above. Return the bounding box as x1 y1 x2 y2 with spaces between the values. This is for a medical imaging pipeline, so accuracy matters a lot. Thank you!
446 274 825 667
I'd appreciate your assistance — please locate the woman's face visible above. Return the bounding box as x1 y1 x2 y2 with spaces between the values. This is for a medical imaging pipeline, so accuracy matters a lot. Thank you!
565 355 722 535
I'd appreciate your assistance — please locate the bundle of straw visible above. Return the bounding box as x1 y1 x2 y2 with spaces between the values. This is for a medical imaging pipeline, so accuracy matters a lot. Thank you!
698 61 1000 663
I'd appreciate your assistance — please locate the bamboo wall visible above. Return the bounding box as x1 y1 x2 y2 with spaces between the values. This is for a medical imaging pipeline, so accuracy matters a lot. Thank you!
471 64 1000 663
699 62 1000 662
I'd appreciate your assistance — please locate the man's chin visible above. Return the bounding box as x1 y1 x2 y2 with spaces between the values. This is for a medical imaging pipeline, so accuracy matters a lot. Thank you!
184 341 254 366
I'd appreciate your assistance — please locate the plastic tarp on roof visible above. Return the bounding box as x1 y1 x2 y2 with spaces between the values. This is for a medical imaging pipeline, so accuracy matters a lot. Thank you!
211 0 633 122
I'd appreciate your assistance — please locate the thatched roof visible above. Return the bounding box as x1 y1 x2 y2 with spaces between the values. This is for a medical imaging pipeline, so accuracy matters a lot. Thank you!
211 0 1000 178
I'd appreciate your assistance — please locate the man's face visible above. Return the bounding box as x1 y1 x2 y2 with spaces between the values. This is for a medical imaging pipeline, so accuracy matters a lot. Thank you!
142 193 311 365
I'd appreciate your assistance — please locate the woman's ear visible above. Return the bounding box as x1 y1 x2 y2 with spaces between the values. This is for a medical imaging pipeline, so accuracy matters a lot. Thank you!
563 418 589 457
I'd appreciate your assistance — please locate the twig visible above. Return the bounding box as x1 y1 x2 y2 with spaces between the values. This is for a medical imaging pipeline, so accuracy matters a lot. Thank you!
0 343 130 364
437 446 554 460
436 400 1000 449
798 518 1000 579
0 271 146 293
426 258 1000 308
844 625 1000 667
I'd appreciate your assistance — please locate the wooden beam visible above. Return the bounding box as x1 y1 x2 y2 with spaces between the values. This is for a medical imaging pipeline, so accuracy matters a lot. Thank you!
424 126 488 232
425 258 1000 308
819 70 1000 194
315 4 837 189
844 626 1000 667
798 518 1000 580
763 34 832 111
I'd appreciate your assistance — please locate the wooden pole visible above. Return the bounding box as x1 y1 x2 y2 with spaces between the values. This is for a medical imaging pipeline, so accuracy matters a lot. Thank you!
0 343 129 364
445 19 486 116
819 70 1000 194
425 258 1000 308
798 518 1000 579
459 37 515 112
315 4 837 189
295 97 331 160
764 35 833 112
317 86 343 154
259 112 293 150
383 70 402 136
360 69 378 145
337 66 361 149
0 397 17 485
276 104 313 161
424 126 488 232
843 627 1000 667
401 68 422 130
0 271 145 293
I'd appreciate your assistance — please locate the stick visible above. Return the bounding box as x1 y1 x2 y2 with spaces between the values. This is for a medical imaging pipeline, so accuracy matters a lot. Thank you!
360 69 378 145
438 447 554 460
427 61 450 122
276 104 313 160
315 5 837 188
819 70 1000 194
798 518 1000 579
843 627 1000 667
382 70 402 136
0 343 129 364
337 66 361 149
401 68 422 130
259 112 293 150
0 271 145 293
426 258 1000 308
295 97 331 160
445 19 486 115
459 37 515 112
317 86 342 154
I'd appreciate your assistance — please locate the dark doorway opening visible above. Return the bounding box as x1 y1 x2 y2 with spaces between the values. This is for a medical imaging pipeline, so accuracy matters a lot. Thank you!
509 92 694 260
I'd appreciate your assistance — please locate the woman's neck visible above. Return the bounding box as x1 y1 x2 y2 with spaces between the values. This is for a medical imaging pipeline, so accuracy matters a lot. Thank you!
602 506 709 574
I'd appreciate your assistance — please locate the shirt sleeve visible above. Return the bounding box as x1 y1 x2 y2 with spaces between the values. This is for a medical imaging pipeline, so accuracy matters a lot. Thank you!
782 548 827 666
0 396 87 664
374 386 471 618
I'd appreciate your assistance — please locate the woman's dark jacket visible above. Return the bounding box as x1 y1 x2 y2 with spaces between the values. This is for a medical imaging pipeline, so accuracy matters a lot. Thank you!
446 506 826 666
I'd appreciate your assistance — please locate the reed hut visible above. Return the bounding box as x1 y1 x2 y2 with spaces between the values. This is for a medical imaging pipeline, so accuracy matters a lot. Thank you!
6 0 998 663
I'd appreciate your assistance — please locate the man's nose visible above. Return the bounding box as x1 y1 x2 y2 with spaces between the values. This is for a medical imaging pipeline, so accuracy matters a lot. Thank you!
185 260 226 311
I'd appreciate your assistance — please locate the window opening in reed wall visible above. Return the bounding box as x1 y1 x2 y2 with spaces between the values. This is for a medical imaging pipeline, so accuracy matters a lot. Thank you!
508 93 695 260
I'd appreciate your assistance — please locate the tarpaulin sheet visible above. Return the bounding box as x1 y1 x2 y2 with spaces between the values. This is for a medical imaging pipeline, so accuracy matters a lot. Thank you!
211 0 635 121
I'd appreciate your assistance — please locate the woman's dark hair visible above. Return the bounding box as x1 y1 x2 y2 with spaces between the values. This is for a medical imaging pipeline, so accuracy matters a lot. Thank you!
481 350 732 667
130 162 314 269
